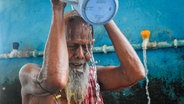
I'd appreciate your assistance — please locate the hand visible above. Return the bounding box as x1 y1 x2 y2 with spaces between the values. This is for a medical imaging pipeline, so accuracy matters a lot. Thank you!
50 0 66 9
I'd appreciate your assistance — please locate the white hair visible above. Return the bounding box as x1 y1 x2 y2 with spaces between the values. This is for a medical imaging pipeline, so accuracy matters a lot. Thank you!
65 63 90 104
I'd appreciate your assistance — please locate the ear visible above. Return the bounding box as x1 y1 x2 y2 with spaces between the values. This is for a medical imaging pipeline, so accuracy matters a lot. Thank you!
92 39 95 44
85 52 91 62
92 39 95 42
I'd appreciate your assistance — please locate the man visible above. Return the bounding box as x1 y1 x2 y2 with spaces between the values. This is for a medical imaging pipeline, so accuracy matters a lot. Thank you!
19 0 145 104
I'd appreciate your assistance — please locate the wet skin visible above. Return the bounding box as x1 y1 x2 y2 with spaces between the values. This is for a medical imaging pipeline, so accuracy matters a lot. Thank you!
20 21 92 104
19 1 146 104
66 17 93 70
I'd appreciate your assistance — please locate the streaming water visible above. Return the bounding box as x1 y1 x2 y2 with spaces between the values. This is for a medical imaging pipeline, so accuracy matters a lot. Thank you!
91 54 101 104
62 0 78 5
142 39 151 104
86 44 101 104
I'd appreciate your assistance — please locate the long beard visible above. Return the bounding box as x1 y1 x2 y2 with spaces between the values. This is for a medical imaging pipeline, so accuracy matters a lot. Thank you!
65 63 89 104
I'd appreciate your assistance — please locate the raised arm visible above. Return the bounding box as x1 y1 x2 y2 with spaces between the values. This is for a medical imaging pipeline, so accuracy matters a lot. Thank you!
97 20 145 91
37 0 69 93
19 0 69 96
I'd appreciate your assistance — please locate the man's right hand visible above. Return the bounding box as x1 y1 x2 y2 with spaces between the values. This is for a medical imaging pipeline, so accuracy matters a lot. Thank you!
51 0 66 9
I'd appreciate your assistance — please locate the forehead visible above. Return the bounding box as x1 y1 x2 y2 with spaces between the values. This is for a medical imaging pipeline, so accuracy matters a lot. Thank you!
65 16 93 41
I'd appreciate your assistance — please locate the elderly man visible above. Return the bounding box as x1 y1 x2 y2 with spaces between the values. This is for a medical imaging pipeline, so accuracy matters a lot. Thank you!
19 0 145 104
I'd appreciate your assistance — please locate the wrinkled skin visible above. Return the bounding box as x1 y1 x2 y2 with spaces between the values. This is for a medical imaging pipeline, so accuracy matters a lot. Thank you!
19 0 145 104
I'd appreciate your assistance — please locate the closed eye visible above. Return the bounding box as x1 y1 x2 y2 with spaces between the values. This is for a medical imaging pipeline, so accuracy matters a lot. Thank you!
67 44 78 49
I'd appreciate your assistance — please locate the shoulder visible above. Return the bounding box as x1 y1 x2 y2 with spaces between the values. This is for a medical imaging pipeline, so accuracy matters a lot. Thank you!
19 63 41 77
20 63 40 70
19 63 41 86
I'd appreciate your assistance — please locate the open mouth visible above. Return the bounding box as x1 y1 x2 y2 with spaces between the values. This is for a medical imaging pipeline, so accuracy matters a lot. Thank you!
70 63 84 69
69 63 85 74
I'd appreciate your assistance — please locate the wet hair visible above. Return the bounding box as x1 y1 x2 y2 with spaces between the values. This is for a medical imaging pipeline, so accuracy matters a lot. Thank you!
64 10 94 39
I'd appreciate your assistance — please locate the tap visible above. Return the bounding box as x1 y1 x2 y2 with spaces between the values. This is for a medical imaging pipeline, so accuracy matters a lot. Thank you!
140 30 151 49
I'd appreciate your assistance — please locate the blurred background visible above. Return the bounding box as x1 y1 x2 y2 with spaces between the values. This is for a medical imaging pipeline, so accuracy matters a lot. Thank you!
0 0 184 104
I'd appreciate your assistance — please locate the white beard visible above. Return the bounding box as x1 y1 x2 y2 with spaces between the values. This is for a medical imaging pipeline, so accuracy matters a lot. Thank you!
65 63 89 104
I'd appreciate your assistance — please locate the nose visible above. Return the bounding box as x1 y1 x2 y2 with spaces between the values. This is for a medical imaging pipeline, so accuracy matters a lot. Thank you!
75 45 85 59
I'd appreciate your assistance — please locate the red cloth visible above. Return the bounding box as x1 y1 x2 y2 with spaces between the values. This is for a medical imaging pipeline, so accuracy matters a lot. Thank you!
84 67 104 104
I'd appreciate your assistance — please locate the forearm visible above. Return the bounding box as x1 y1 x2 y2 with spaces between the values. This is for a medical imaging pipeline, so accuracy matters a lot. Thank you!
38 5 69 92
104 20 145 82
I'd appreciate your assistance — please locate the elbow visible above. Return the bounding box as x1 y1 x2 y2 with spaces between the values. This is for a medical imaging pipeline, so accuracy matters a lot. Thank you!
129 66 146 85
134 60 146 81
38 68 69 93
55 74 68 89
136 66 146 81
54 68 69 89
138 71 146 81
54 78 68 91
38 76 68 93
52 75 68 88
127 69 146 88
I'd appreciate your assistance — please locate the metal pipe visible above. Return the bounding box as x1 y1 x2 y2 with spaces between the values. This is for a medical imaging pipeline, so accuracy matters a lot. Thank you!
0 50 43 59
0 39 184 59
